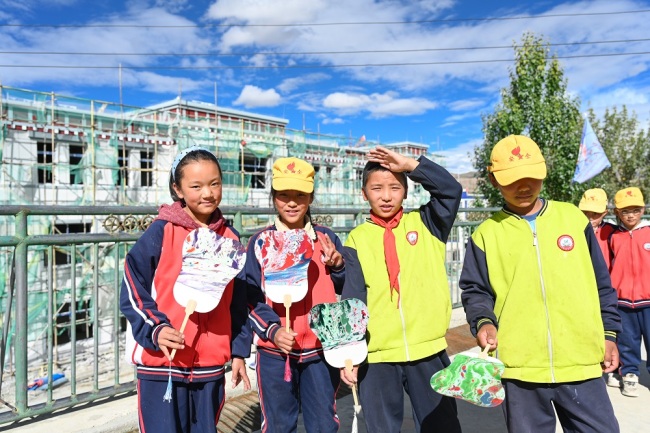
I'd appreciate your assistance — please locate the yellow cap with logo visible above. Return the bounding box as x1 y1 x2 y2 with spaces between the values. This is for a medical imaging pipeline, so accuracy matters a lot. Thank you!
578 188 608 213
614 187 645 209
272 157 315 193
488 135 547 186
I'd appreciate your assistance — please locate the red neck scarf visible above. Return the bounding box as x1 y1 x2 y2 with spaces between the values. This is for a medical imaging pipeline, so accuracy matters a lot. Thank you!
370 207 404 305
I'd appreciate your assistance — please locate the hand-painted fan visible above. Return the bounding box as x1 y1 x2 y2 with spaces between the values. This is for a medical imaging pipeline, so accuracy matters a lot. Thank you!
164 228 246 402
174 228 247 313
430 346 505 408
309 299 369 433
254 229 313 331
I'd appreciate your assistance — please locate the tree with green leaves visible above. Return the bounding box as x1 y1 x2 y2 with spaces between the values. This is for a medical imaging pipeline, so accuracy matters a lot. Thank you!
579 107 650 202
475 33 582 205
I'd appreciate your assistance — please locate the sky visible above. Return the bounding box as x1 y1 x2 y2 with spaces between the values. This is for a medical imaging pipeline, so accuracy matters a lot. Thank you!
1 0 650 174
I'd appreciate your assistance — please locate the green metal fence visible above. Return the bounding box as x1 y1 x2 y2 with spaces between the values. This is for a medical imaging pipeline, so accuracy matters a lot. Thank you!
0 205 486 424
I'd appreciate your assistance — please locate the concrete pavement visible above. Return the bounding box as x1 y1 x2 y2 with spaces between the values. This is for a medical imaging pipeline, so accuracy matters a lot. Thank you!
4 308 649 432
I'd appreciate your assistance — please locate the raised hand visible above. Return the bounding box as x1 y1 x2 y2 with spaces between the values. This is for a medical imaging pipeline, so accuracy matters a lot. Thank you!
367 146 419 173
317 232 343 268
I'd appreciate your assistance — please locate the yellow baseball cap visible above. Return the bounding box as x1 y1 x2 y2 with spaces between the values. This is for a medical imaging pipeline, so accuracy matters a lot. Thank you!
614 187 645 209
488 135 547 186
272 157 315 193
578 188 608 213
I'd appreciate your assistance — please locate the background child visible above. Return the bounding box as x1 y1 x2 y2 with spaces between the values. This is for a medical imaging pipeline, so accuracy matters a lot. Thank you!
244 157 345 433
120 146 251 433
340 146 463 433
578 187 616 269
460 135 621 432
609 187 650 397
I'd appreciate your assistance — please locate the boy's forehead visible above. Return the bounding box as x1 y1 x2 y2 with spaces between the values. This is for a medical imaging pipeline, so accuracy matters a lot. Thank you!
366 170 404 185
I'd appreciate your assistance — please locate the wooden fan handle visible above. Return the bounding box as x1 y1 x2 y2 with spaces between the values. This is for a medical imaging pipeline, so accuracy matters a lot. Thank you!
283 294 292 332
169 299 197 361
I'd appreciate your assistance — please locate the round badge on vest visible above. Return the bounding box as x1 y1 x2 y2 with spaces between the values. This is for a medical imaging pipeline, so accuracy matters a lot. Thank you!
557 235 574 252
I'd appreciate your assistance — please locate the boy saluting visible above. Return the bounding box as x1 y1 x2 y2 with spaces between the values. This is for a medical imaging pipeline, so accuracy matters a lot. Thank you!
341 146 462 433
460 135 621 433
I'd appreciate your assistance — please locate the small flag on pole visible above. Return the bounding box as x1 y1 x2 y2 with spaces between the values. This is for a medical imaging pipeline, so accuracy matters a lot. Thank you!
572 118 611 183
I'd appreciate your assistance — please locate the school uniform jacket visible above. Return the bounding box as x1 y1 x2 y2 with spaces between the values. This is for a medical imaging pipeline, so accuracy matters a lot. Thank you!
341 156 462 363
245 225 345 361
460 200 621 383
594 221 616 270
119 203 265 383
609 220 650 308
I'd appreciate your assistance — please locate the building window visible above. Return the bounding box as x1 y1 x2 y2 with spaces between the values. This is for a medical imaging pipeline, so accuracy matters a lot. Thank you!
69 144 84 184
53 223 92 265
37 141 53 184
141 149 154 187
117 147 128 186
243 156 267 189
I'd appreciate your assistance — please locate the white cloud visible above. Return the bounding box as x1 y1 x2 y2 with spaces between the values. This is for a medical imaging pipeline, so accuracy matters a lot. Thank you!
322 117 345 125
155 0 190 13
448 99 485 112
437 138 483 174
277 73 330 93
0 5 213 94
584 86 650 127
323 91 437 118
233 85 282 108
441 111 480 128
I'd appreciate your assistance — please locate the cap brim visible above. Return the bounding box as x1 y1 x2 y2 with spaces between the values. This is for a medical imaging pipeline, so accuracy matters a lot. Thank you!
615 200 645 209
578 203 607 213
492 162 547 186
272 178 314 193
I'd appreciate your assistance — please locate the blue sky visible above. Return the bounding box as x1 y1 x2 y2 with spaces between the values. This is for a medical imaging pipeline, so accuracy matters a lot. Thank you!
1 0 650 174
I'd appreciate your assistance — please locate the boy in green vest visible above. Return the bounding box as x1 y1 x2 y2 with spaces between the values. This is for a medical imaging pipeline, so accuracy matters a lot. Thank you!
460 135 621 432
340 146 462 433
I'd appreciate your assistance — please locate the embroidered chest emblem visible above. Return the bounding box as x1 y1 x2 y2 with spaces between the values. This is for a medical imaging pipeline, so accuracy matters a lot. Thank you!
557 235 574 251
406 231 418 245
644 243 650 251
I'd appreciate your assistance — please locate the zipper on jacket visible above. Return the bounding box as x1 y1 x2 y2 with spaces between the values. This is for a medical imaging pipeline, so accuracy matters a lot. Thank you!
397 275 410 361
531 223 555 382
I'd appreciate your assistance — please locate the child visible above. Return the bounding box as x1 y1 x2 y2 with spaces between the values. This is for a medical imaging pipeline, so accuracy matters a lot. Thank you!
460 135 621 432
578 188 616 269
609 187 650 397
120 146 252 433
244 157 345 433
340 146 463 433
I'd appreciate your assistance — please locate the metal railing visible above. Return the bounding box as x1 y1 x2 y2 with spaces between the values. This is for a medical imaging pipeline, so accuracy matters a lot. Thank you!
0 205 486 424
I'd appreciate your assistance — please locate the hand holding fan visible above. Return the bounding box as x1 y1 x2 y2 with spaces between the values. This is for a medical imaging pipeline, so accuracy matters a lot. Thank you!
164 228 247 402
309 299 369 432
429 345 505 408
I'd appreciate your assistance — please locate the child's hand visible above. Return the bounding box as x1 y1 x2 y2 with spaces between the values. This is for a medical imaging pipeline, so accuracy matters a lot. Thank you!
273 327 297 354
157 326 185 360
477 323 498 352
340 365 358 387
602 340 619 373
230 357 251 390
367 146 418 173
317 232 343 268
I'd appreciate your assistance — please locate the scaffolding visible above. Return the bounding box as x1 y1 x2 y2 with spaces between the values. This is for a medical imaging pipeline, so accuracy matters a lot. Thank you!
0 85 441 368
